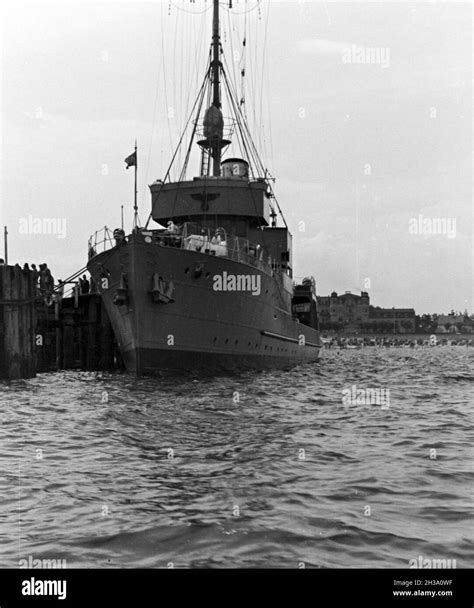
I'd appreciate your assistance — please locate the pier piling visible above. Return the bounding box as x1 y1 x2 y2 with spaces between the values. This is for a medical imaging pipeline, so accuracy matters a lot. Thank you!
0 265 123 379
0 265 36 380
35 293 123 373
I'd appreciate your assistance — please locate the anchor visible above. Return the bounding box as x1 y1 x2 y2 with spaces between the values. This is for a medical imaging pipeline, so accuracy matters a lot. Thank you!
150 273 174 304
112 274 128 306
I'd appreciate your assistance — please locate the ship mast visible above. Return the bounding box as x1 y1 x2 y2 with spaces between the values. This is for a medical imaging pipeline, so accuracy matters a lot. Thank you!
198 0 228 177
208 0 223 177
212 0 220 111
170 0 275 187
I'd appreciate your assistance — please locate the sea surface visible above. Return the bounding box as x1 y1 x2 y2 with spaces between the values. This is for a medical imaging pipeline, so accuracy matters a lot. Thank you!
0 347 472 568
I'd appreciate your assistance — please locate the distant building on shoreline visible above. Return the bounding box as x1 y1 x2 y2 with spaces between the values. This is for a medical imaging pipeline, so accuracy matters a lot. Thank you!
317 291 416 334
435 313 474 334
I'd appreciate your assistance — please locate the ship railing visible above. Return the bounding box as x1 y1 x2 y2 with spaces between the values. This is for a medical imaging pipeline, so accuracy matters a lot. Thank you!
87 226 116 259
194 120 236 142
180 222 271 273
87 223 277 276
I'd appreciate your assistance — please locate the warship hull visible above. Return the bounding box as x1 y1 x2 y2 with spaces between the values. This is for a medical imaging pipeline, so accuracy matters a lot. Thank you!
87 234 320 374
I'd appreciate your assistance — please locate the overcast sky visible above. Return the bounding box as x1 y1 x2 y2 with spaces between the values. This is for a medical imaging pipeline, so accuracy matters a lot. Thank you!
1 0 472 314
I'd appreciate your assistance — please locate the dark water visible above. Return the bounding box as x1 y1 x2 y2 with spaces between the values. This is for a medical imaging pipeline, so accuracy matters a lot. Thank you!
1 348 472 568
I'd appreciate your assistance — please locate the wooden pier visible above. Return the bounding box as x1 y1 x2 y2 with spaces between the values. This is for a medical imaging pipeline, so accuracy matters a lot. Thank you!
0 265 36 379
35 292 123 374
0 264 123 380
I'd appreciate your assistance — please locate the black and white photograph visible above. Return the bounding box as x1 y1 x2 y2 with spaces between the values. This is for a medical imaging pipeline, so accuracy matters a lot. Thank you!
0 0 472 602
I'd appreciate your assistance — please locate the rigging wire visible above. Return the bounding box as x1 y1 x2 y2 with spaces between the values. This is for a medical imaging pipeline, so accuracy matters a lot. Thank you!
150 0 287 226
259 0 269 163
221 1 260 16
141 7 165 210
143 63 210 229
174 7 181 176
226 4 238 103
165 62 210 184
161 2 174 163
221 63 263 178
241 1 248 119
179 57 211 181
264 8 274 173
182 8 207 132
169 0 212 15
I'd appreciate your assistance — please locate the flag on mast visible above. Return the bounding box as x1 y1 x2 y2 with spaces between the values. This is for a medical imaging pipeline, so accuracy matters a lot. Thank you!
124 151 137 169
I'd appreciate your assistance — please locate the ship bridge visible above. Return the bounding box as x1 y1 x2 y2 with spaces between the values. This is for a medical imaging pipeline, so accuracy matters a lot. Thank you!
150 166 293 279
150 175 269 228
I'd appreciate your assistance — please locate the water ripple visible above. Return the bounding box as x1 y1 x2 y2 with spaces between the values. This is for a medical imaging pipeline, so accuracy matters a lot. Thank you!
0 347 472 567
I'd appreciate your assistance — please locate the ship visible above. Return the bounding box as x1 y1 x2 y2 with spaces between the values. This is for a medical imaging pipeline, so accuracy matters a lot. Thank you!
87 0 321 374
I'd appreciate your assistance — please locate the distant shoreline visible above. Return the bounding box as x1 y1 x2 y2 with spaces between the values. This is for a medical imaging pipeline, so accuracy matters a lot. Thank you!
321 332 471 340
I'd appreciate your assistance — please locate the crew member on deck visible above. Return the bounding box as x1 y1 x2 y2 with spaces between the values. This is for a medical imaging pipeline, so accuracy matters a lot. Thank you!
80 275 90 295
113 229 126 247
211 230 222 245
164 220 181 247
31 264 39 286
